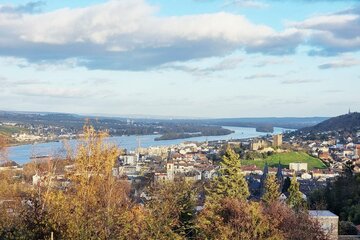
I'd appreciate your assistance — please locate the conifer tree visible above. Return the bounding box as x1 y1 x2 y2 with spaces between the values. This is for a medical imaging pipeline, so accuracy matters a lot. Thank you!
208 146 249 200
287 174 306 211
262 174 280 203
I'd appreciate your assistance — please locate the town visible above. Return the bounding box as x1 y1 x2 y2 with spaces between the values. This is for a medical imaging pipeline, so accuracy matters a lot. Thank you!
0 0 359 238
2 112 360 239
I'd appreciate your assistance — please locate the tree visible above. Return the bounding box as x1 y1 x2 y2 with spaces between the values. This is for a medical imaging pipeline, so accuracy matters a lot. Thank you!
43 124 134 239
310 172 360 225
261 174 280 204
145 180 197 239
196 198 284 240
287 174 306 211
208 146 249 201
0 135 8 164
0 138 35 239
264 201 327 240
339 221 358 235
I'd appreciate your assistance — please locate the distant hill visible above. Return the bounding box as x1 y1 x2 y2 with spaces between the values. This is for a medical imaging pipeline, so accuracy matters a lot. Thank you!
299 112 360 133
202 117 328 130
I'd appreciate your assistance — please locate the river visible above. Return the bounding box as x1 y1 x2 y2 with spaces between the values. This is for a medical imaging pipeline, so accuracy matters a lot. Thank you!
7 126 292 165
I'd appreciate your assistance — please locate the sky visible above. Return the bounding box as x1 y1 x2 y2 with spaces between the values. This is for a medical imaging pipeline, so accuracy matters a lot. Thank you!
0 0 359 118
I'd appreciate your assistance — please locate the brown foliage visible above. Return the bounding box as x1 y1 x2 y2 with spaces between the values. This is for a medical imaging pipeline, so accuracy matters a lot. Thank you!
0 135 9 163
197 199 327 240
264 202 328 240
197 198 283 240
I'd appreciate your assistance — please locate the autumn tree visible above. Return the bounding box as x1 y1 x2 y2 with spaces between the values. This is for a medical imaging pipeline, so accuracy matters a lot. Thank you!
264 201 327 240
0 135 8 164
0 135 36 239
144 180 197 239
43 124 134 239
196 198 284 240
261 174 280 204
208 146 249 201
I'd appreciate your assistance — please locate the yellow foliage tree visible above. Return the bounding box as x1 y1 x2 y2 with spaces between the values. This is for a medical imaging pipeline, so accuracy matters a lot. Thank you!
44 124 134 239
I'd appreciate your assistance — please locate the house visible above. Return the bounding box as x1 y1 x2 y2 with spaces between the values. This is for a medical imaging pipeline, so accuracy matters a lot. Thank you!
201 168 217 180
312 169 339 179
154 172 169 183
250 139 268 151
119 154 138 165
309 210 338 240
289 163 308 172
32 173 41 186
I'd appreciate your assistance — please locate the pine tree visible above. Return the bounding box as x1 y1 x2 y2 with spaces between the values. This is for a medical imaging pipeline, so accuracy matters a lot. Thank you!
208 146 249 200
287 174 306 211
262 174 280 203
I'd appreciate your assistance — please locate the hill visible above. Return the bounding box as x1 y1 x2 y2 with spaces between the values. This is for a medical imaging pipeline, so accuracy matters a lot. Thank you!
241 151 327 170
299 112 360 133
203 117 328 130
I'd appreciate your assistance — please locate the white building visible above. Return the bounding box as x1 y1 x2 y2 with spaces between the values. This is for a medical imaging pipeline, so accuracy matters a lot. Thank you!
289 163 308 172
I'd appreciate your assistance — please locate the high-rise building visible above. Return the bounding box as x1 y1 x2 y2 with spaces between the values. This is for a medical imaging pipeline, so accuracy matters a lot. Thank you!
272 134 283 147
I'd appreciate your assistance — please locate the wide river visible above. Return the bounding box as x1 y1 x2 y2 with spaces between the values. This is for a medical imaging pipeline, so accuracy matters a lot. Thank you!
8 126 291 165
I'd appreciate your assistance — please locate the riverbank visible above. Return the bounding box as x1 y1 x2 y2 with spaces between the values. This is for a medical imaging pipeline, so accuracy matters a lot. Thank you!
7 126 292 165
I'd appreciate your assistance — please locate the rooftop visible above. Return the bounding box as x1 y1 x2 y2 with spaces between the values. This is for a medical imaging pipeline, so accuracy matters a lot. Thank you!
309 210 338 218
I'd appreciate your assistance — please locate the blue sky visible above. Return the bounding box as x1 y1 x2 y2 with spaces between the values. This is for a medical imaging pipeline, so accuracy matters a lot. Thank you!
0 0 359 118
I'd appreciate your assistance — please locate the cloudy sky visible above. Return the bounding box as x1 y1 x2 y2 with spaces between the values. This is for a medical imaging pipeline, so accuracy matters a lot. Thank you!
0 0 359 118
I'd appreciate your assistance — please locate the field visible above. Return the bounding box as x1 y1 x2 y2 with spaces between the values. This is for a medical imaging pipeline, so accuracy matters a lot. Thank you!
241 151 327 170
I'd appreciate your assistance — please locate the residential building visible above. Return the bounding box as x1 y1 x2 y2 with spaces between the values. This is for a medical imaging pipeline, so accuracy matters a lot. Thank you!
289 162 308 172
309 210 338 240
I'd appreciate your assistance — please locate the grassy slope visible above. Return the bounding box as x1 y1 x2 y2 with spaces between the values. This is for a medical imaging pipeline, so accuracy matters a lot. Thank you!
241 151 327 170
0 125 28 135
0 125 28 143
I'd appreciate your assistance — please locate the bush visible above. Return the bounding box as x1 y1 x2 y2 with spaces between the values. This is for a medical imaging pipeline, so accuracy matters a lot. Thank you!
339 221 358 235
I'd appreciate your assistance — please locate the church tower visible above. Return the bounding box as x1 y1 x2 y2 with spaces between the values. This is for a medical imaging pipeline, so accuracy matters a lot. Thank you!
260 162 269 197
276 161 284 192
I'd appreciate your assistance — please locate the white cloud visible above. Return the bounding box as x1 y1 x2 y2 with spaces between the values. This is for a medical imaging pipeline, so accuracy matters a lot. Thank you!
244 73 278 79
14 86 93 98
318 57 360 69
289 8 360 55
162 57 243 76
0 0 359 71
0 0 301 70
222 0 269 9
281 79 321 84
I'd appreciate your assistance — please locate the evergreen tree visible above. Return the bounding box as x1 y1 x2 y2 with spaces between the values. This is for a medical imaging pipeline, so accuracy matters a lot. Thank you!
208 146 249 200
262 174 280 203
287 174 306 211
